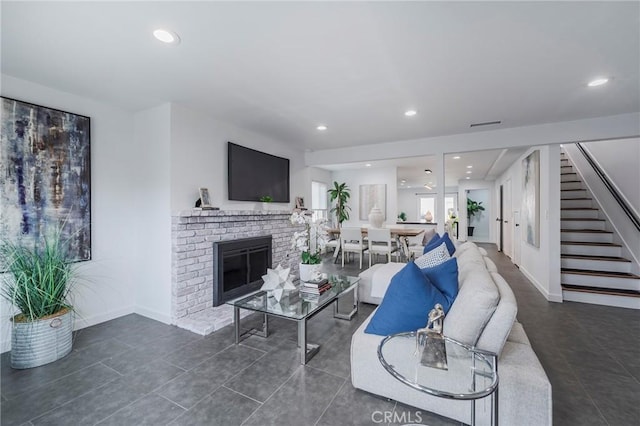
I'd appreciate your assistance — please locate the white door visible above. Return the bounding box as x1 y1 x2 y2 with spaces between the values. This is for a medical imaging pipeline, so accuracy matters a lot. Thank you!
513 210 521 266
503 179 513 258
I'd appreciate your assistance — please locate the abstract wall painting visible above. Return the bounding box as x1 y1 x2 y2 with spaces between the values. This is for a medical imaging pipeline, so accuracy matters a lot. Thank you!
522 150 540 248
359 184 386 221
1 97 91 261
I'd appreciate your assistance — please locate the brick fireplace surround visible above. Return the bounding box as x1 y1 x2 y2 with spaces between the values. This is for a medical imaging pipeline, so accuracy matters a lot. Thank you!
171 209 300 335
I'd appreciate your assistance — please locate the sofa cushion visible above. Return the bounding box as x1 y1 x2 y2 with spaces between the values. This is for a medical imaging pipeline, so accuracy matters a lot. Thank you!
364 262 448 336
369 262 405 299
484 257 498 272
421 257 459 307
414 242 450 269
443 263 499 346
423 232 456 256
475 272 518 355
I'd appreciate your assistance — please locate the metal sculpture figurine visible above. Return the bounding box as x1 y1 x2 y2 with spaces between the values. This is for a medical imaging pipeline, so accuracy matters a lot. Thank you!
415 304 448 370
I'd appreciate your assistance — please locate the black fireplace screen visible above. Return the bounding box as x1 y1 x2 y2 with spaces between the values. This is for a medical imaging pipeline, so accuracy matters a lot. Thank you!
213 236 272 306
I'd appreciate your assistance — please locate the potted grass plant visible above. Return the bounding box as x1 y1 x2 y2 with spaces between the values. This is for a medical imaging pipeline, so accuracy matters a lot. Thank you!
0 230 81 369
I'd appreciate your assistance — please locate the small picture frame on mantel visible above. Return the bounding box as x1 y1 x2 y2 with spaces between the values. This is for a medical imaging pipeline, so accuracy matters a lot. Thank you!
196 187 217 210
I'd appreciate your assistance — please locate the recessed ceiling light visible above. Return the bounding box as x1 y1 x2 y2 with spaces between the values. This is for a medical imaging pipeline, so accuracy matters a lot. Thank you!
404 110 417 117
588 77 609 87
465 177 470 180
365 163 372 167
428 181 433 185
466 171 472 174
400 179 406 183
453 156 461 160
424 184 432 190
466 165 473 169
153 29 180 44
407 185 411 188
424 169 432 174
316 125 328 131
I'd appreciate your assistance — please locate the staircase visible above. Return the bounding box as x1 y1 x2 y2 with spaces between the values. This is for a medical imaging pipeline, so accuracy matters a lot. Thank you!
560 150 640 309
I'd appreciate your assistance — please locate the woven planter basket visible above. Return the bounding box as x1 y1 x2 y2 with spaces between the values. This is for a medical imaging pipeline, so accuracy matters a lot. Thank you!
10 308 73 369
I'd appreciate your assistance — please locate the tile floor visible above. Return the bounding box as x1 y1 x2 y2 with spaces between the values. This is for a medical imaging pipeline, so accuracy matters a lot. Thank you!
1 244 639 425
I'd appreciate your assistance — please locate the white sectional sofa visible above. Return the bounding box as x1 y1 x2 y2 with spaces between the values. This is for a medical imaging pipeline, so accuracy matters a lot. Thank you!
351 242 552 426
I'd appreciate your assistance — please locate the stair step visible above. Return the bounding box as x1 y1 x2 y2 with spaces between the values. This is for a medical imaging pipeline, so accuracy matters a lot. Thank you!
562 285 640 309
561 255 631 273
560 219 605 230
561 189 588 199
561 198 593 208
561 210 599 219
560 230 613 243
561 241 622 257
561 181 584 190
561 268 640 292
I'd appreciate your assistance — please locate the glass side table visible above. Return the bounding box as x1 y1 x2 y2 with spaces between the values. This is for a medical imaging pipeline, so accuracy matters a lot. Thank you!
378 332 498 426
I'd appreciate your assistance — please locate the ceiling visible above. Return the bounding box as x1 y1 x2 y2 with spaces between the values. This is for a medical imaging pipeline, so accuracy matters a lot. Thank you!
2 1 639 154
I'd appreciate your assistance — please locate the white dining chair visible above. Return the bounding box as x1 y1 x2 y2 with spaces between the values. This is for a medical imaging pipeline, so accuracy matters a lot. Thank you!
403 230 426 261
340 227 367 269
367 228 399 267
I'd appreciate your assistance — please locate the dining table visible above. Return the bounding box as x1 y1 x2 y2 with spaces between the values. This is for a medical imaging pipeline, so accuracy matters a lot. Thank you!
326 227 425 262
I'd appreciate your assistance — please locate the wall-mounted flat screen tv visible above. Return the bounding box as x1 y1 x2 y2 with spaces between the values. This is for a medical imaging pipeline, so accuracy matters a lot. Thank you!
228 142 290 202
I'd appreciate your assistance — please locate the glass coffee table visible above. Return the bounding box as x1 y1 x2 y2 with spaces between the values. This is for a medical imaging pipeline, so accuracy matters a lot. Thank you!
227 273 359 364
378 332 499 426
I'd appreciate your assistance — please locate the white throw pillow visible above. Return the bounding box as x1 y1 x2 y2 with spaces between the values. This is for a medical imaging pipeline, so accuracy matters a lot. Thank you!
414 242 450 269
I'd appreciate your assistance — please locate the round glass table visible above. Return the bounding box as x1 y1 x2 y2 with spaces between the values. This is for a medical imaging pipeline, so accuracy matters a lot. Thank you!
378 331 499 426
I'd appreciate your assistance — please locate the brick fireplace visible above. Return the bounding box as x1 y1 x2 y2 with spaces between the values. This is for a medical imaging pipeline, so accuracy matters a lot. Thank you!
171 209 300 334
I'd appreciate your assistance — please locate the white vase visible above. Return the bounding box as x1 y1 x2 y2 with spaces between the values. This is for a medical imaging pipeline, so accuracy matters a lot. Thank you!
425 210 433 223
368 205 384 228
299 263 320 282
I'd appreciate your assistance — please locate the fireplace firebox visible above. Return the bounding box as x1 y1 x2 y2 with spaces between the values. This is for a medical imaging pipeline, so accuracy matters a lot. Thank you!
212 236 272 306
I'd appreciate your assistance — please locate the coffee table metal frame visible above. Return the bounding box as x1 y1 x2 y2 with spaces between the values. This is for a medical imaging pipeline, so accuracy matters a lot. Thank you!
229 275 359 365
378 331 499 426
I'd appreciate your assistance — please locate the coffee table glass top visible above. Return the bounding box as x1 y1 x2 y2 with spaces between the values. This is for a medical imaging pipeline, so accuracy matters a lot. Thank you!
227 273 359 320
378 332 498 400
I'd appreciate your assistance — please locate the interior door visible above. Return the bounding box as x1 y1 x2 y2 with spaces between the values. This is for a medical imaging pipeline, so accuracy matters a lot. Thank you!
498 185 504 251
513 210 521 266
503 179 513 258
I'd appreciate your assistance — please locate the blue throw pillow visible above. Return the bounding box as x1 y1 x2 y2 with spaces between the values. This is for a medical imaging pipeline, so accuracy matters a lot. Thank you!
364 262 448 336
440 232 456 256
421 257 459 307
423 233 442 254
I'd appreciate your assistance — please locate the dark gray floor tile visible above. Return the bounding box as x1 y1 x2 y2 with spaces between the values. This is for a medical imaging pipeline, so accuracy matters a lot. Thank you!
580 370 640 426
243 367 345 426
170 386 260 426
120 358 186 393
96 393 184 426
1 349 103 399
552 389 608 426
306 332 352 379
116 322 195 350
31 374 148 426
224 344 302 402
76 337 133 361
162 334 233 370
101 346 165 375
1 363 119 426
316 383 396 426
157 345 265 409
610 346 640 382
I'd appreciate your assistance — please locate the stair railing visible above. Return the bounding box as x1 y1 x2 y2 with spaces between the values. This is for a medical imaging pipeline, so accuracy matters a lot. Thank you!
576 143 640 232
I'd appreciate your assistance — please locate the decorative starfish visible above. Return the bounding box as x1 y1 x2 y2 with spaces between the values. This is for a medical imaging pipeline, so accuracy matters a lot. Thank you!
261 264 296 302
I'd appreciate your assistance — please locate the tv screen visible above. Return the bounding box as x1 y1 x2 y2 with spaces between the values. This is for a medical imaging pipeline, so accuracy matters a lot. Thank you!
228 142 290 202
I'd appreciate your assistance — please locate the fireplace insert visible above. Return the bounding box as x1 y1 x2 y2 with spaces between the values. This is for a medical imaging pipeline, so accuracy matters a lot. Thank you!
212 236 272 306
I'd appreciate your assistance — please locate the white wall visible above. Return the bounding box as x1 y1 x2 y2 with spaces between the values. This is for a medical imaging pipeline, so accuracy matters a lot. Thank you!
497 145 562 302
132 104 172 323
331 167 397 227
397 188 419 221
1 75 139 351
582 138 639 216
169 103 306 212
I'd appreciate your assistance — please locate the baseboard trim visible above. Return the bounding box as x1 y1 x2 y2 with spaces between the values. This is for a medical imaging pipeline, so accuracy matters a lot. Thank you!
134 306 172 325
519 266 563 303
74 306 135 330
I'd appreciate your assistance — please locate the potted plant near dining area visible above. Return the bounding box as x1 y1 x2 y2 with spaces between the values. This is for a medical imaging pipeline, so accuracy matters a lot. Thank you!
0 229 82 369
328 181 351 229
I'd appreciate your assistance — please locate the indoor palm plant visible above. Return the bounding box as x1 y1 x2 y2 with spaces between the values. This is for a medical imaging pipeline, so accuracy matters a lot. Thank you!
328 181 351 228
467 197 485 237
0 229 81 369
290 211 329 281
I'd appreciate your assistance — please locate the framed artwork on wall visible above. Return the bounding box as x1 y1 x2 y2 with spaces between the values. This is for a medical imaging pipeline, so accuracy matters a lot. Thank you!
0 97 91 261
199 188 212 207
522 150 540 248
359 184 387 221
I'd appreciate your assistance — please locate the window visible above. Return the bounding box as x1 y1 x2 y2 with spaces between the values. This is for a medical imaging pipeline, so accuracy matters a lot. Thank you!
444 194 458 220
311 181 328 222
419 196 436 222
